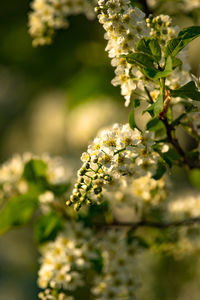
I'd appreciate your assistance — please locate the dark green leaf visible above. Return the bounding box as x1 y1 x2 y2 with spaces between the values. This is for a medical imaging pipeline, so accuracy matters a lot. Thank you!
171 56 182 69
144 56 173 79
149 39 162 62
129 99 141 130
0 194 38 236
124 52 156 69
154 95 163 115
34 211 64 244
129 111 136 130
143 103 155 117
146 117 166 138
186 150 199 162
146 117 164 131
127 231 149 248
162 148 181 167
23 159 47 182
170 81 200 101
152 160 166 180
48 183 70 197
136 37 161 62
164 26 200 57
91 249 103 274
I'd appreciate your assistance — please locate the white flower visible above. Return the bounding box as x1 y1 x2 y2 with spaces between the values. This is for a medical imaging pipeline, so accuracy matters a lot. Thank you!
29 0 97 46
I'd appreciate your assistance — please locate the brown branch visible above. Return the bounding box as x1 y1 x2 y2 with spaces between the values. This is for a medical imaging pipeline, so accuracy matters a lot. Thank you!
159 89 171 120
139 0 153 15
160 116 200 169
97 217 200 230
158 89 200 169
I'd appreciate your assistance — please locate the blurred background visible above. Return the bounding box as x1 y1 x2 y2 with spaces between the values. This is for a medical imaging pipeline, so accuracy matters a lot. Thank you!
0 0 200 299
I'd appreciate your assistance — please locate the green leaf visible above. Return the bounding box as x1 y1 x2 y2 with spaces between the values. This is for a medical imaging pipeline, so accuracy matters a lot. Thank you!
0 194 38 236
129 99 140 130
152 160 166 180
34 211 64 244
143 103 155 117
143 56 173 79
146 117 164 131
124 52 156 70
149 39 162 63
171 56 182 69
129 111 136 130
48 182 70 197
23 159 47 182
146 117 166 138
23 159 49 195
186 150 199 163
154 95 163 115
91 249 103 274
189 169 200 189
136 38 152 55
162 148 181 167
164 26 200 57
136 37 161 63
170 81 200 101
127 231 149 248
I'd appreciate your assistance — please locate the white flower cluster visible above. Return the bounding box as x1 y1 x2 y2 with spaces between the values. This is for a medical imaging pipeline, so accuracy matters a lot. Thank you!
92 229 139 300
146 14 179 46
29 0 96 46
97 1 192 106
68 123 162 211
38 223 140 299
38 222 97 298
147 0 200 13
96 0 150 106
0 154 28 202
146 14 191 90
39 289 73 300
0 153 70 207
98 174 166 223
168 190 200 220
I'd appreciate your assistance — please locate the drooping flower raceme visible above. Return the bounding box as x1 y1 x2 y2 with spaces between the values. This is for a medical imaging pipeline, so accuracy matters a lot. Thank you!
67 123 163 211
96 0 150 106
38 223 140 300
38 222 98 299
92 229 139 300
29 0 97 46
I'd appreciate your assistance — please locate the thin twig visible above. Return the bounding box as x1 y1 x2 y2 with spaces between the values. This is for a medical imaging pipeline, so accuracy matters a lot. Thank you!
158 86 200 169
96 217 200 230
139 0 153 15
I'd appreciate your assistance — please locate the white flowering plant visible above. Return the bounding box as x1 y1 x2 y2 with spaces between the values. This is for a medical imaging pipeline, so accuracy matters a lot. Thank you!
1 0 200 299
